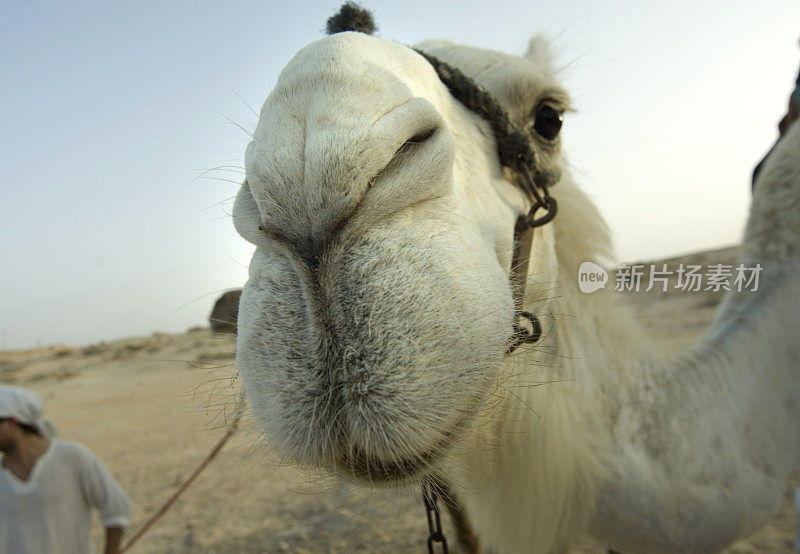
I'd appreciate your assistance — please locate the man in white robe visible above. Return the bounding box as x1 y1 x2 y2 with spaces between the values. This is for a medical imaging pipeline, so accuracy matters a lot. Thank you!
0 386 131 554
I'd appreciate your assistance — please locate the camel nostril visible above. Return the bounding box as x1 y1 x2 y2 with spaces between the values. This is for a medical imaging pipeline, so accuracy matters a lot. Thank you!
408 127 437 144
394 126 439 156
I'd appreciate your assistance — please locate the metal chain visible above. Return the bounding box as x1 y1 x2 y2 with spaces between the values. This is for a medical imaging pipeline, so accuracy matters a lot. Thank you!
520 164 558 228
503 162 555 355
422 480 449 554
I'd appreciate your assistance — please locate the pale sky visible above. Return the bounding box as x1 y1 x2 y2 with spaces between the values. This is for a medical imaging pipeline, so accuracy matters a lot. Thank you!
1 0 798 350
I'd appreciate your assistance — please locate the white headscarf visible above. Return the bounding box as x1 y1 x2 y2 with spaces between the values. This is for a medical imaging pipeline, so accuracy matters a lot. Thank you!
0 386 55 438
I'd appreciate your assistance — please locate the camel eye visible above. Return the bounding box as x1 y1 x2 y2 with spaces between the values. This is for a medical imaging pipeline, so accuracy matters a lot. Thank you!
533 105 563 141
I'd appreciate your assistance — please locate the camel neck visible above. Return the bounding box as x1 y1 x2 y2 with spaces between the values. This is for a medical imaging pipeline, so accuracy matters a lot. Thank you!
588 265 800 553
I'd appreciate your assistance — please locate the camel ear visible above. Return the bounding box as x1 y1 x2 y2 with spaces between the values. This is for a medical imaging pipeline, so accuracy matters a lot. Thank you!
523 35 555 74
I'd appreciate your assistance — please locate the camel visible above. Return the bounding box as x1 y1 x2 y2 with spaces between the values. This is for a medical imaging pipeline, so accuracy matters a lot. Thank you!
230 18 800 554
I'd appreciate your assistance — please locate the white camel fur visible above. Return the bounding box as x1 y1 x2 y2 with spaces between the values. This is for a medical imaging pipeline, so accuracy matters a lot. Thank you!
232 30 800 553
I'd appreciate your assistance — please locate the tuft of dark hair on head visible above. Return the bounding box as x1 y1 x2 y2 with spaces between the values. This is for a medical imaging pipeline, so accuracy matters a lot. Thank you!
326 2 376 35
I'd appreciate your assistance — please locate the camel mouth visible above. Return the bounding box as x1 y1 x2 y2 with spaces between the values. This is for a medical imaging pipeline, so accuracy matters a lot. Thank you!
334 418 465 484
338 444 443 484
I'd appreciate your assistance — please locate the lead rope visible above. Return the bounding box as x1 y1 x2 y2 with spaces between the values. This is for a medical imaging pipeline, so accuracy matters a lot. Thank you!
119 399 244 553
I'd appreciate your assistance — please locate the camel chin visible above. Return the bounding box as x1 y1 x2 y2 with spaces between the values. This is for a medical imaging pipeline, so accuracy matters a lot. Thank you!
234 220 512 484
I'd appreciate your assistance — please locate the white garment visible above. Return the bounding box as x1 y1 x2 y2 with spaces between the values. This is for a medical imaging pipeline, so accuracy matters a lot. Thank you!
0 439 131 554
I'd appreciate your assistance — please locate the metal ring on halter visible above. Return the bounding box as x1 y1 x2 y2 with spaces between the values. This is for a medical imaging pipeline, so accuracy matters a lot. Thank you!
506 311 543 354
526 196 558 228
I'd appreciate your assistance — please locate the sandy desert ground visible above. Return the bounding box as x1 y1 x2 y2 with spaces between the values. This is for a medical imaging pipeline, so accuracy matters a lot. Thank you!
1 246 797 553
